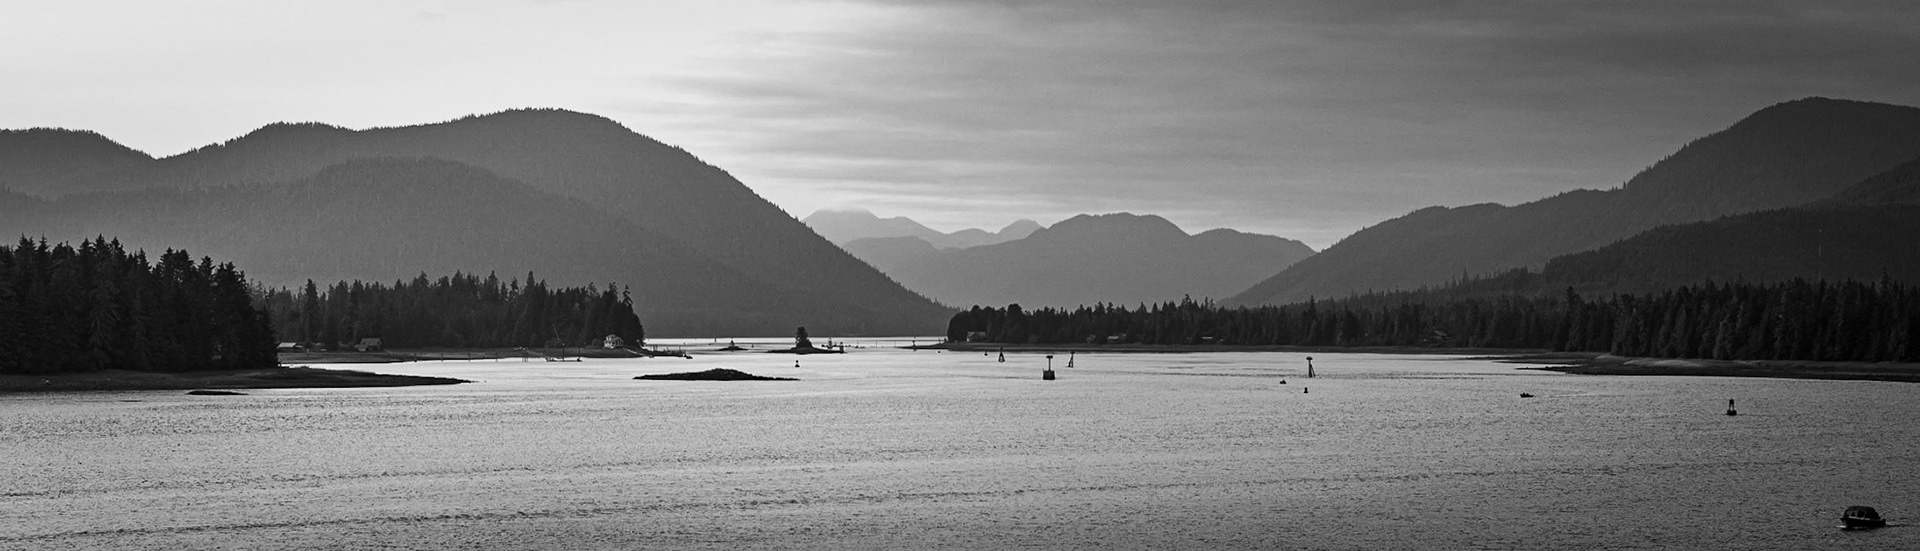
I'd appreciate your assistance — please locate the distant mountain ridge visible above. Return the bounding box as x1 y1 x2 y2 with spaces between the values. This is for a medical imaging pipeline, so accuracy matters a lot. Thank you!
803 209 1041 249
0 128 153 196
2 110 952 336
847 213 1315 308
0 158 866 335
1230 97 1920 306
1534 152 1920 293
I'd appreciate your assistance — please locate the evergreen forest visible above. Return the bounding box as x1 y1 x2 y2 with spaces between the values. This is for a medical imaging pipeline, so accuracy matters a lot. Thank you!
0 237 277 375
254 272 646 350
948 278 1919 362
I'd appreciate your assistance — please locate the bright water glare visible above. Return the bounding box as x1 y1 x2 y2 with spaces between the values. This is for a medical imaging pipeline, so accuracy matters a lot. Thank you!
4 343 1917 549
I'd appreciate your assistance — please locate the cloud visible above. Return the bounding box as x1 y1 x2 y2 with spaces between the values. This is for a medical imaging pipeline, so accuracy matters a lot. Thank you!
627 0 1920 247
6 0 1917 248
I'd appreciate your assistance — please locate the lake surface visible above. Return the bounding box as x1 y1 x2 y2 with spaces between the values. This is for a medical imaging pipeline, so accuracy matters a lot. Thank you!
4 343 1917 549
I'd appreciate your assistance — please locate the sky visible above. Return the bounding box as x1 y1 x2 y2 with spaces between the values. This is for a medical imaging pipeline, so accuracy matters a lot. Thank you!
5 0 1918 249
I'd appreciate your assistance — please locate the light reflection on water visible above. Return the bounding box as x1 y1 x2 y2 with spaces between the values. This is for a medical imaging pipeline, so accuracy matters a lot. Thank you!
4 347 1917 549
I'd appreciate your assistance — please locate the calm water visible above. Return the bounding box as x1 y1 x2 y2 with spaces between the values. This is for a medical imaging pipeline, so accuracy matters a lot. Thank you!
4 344 1916 550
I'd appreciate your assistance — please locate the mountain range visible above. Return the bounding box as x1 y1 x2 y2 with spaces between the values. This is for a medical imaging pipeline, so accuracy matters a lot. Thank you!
8 97 1919 337
841 213 1315 308
1229 97 1920 306
0 110 952 337
803 209 1042 249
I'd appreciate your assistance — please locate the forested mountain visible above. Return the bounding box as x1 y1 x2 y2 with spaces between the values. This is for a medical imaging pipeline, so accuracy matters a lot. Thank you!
804 209 1041 249
1536 204 1920 295
0 158 933 336
1419 154 1920 298
1821 154 1920 206
3 110 952 336
1231 97 1920 306
0 128 152 196
850 213 1315 308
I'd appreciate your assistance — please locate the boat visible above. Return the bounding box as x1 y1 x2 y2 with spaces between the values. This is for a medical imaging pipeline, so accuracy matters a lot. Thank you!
1842 506 1887 529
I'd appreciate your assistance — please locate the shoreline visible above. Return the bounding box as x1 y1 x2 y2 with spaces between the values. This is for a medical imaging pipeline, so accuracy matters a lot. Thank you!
1500 352 1920 383
926 342 1542 356
279 346 689 364
19 345 1912 393
935 343 1920 383
0 366 470 394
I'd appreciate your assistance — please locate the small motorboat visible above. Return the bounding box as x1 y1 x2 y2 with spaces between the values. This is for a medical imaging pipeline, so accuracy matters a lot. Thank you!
1842 506 1887 529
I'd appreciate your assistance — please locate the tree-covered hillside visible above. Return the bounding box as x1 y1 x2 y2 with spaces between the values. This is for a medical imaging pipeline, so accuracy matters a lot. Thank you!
0 237 276 374
255 272 645 350
952 278 1918 362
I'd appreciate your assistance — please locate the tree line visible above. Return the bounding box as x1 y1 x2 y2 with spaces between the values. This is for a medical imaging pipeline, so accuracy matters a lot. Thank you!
0 237 277 375
947 278 1918 362
253 271 646 350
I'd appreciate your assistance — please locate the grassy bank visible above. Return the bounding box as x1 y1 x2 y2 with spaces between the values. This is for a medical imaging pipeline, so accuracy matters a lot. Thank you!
0 367 470 393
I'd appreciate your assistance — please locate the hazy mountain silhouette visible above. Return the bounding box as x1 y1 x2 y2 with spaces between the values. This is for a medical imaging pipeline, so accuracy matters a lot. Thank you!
1537 153 1920 293
6 110 952 335
0 158 912 336
1230 97 1920 306
847 213 1314 308
0 128 153 196
1536 204 1920 295
804 209 1041 249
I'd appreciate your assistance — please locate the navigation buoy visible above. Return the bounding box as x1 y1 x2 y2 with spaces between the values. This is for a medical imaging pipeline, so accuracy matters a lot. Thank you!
1303 387 1309 394
1726 398 1737 416
1307 356 1315 379
794 360 801 368
1043 354 1056 380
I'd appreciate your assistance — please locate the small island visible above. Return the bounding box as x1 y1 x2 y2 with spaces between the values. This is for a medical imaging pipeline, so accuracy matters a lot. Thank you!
764 326 846 354
634 368 797 381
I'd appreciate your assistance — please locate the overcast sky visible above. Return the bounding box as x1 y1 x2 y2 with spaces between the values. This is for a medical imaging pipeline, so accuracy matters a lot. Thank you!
6 1 1918 249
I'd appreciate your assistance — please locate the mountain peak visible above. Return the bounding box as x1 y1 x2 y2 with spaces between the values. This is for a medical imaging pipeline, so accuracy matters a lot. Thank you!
1616 97 1920 202
0 127 152 160
435 108 637 139
0 127 155 196
1041 212 1186 239
1000 219 1043 234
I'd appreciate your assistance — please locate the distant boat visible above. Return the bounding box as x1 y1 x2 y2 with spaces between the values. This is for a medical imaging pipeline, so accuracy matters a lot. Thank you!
998 349 1005 363
1842 506 1887 529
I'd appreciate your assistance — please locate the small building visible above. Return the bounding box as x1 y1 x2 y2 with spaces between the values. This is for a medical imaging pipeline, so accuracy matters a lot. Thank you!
276 342 303 353
603 334 626 349
354 338 384 352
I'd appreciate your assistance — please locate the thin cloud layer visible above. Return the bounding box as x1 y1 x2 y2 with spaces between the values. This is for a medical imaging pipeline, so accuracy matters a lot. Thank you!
634 0 1920 246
